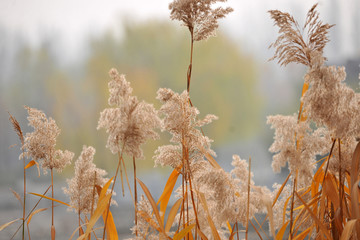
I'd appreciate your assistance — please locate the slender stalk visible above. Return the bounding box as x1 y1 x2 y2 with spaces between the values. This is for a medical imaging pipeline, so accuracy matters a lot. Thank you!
51 167 55 239
182 164 185 230
338 139 343 222
186 174 189 240
187 31 194 93
89 171 97 240
22 154 26 240
90 171 97 218
246 157 251 240
289 170 298 240
78 209 81 237
11 185 52 240
133 156 138 236
236 221 239 240
102 146 125 240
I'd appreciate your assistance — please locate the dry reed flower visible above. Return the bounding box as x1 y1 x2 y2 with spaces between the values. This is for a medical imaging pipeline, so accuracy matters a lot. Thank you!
271 183 291 230
9 112 24 146
302 54 360 140
63 145 109 214
169 0 233 41
269 4 333 67
98 68 161 158
21 106 74 173
154 88 217 168
267 115 329 185
194 155 270 228
127 195 166 240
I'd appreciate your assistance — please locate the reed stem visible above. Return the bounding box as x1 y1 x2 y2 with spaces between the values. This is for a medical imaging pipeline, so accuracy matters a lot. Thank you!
133 156 138 236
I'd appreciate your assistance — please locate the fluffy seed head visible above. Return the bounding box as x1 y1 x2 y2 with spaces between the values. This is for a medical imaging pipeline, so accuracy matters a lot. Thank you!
169 0 233 41
21 106 73 173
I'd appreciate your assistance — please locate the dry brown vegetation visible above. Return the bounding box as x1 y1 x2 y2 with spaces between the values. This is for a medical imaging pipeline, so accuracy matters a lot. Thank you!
1 1 360 240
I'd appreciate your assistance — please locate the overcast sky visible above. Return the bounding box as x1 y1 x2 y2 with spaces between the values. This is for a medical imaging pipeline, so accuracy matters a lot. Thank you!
0 0 358 60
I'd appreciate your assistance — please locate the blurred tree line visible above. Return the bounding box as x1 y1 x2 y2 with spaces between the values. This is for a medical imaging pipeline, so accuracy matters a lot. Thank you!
0 20 261 179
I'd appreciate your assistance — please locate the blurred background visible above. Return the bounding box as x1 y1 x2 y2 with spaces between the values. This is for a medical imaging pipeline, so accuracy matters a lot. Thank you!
0 0 359 238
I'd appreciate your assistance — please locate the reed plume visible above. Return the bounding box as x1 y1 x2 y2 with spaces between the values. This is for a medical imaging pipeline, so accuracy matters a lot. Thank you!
21 106 74 239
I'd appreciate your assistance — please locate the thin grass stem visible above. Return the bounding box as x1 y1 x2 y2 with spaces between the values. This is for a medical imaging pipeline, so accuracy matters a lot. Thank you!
51 167 55 240
22 152 26 240
289 170 298 240
102 143 125 239
11 185 52 240
246 157 251 240
133 156 138 236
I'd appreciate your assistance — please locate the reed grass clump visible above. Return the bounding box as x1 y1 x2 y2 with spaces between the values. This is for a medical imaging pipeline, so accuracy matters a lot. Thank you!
1 1 360 240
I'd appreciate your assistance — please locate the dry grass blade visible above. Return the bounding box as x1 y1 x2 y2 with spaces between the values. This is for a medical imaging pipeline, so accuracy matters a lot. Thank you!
294 191 331 239
298 82 309 123
9 188 23 209
351 179 360 216
137 210 162 233
100 177 113 200
28 192 71 207
198 146 221 169
260 172 291 230
68 223 90 240
197 192 221 240
173 223 196 240
95 181 118 240
27 207 48 225
274 173 291 207
350 142 360 196
293 226 311 240
25 160 40 177
0 218 22 231
165 197 182 233
158 168 180 223
228 222 237 240
276 220 289 240
196 227 209 240
101 207 118 240
137 178 165 232
323 174 340 210
340 219 358 240
77 194 111 240
264 199 275 238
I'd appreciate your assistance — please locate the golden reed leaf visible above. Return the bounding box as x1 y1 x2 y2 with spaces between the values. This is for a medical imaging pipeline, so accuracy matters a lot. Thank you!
158 168 180 224
295 191 331 239
340 219 358 240
137 178 165 233
28 192 71 207
102 205 118 240
276 220 289 240
0 218 22 231
25 160 40 177
173 224 196 240
165 197 182 233
27 208 48 225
